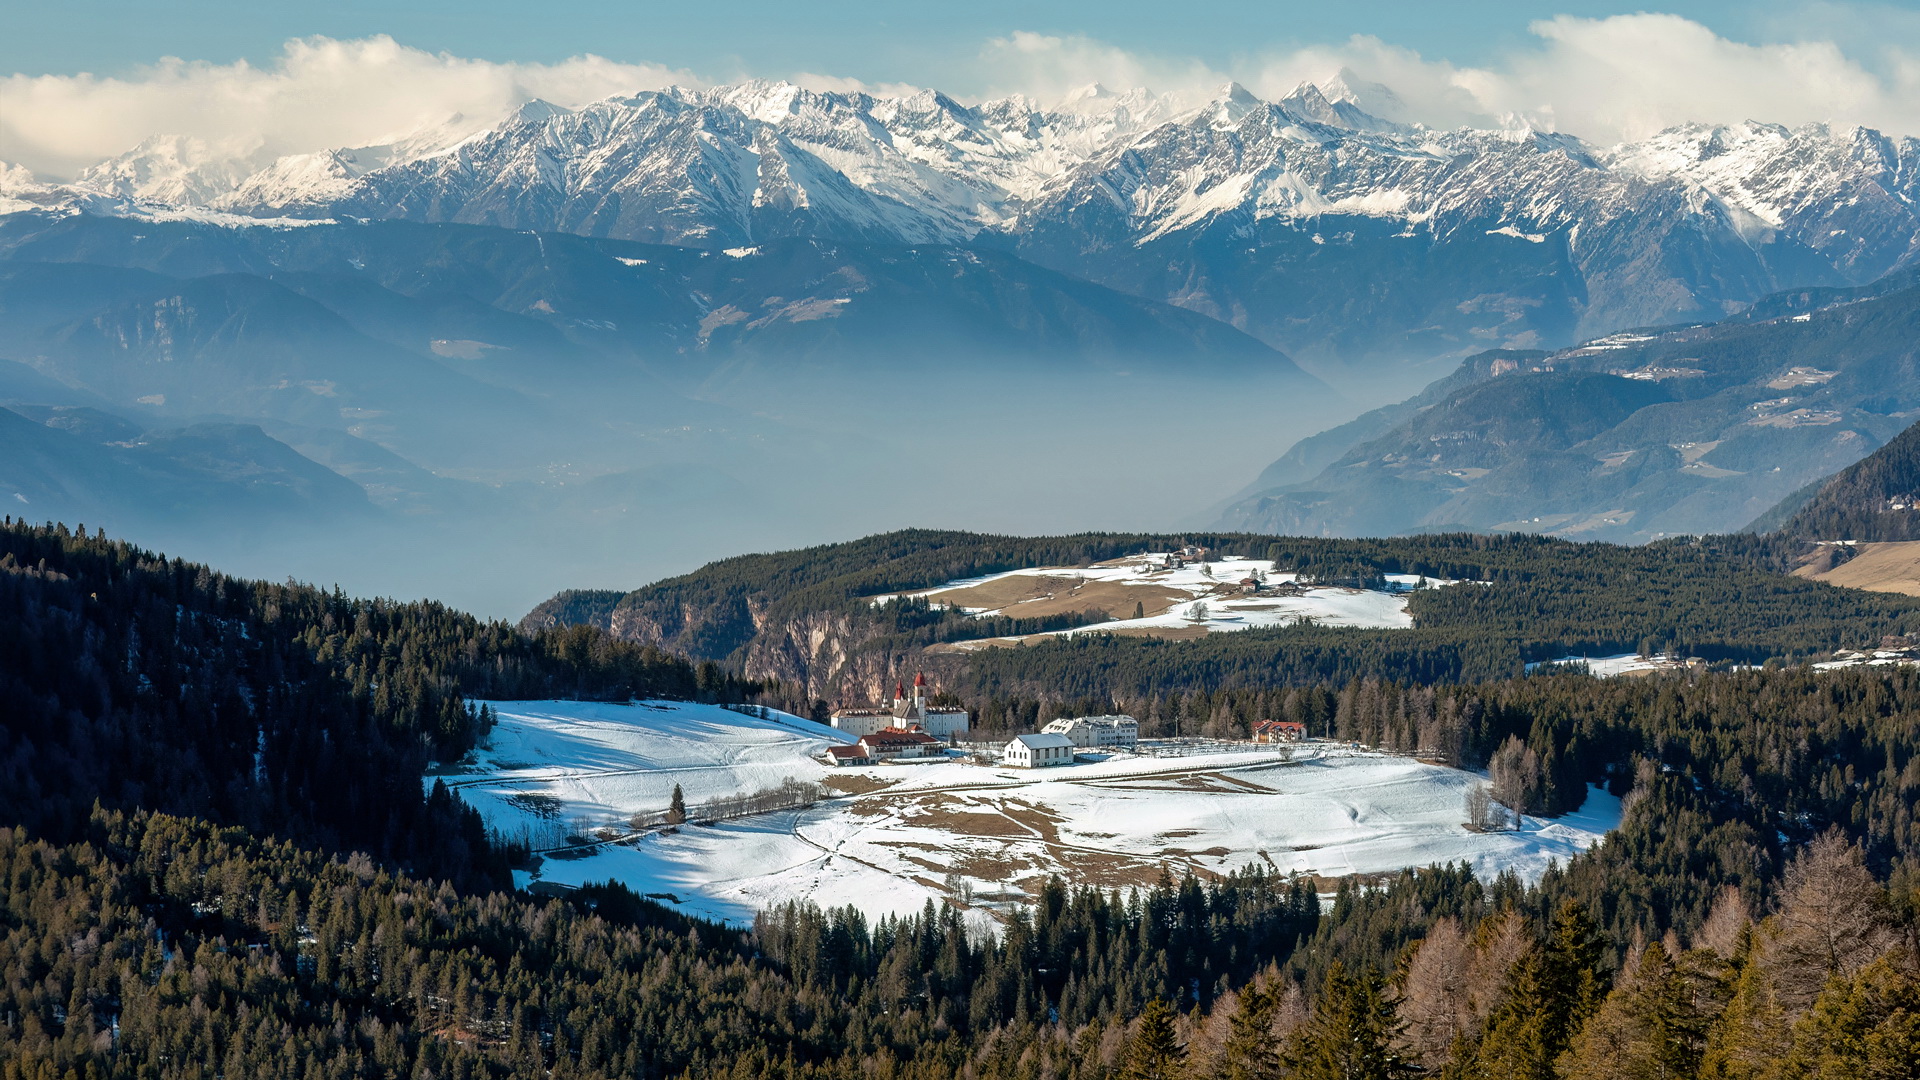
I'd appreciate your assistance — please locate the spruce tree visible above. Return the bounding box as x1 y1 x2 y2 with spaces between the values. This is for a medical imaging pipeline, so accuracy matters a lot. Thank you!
1121 997 1185 1080
1282 963 1416 1080
1220 982 1284 1080
1558 942 1706 1080
668 783 687 826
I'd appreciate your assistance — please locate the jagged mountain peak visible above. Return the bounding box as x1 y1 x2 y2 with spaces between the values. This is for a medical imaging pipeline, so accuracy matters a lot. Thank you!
18 76 1920 381
75 133 270 206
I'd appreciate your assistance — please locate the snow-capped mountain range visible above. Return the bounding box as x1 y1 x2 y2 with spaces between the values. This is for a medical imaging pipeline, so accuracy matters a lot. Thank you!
10 76 1920 377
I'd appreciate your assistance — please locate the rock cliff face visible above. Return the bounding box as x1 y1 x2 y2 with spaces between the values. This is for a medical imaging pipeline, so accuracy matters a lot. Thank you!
732 609 915 703
585 594 925 702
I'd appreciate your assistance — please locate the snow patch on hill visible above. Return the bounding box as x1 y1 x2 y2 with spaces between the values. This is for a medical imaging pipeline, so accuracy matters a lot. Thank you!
880 554 1451 641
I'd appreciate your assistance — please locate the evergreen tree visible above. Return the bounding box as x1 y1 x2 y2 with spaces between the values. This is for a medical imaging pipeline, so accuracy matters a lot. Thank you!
1219 981 1285 1080
1120 997 1185 1080
1282 963 1417 1080
1699 931 1792 1080
1474 906 1603 1080
668 783 688 825
1558 942 1706 1080
1783 952 1920 1079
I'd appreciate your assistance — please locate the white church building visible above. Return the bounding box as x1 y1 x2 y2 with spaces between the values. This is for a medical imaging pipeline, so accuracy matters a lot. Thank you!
830 673 971 739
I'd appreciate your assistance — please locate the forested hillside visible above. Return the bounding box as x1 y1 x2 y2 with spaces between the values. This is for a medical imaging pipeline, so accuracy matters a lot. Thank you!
0 518 772 890
527 529 1920 700
1761 413 1920 541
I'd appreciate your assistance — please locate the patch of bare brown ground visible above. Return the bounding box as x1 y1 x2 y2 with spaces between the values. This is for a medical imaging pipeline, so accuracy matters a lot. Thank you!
922 574 1191 620
822 774 898 797
1795 541 1920 596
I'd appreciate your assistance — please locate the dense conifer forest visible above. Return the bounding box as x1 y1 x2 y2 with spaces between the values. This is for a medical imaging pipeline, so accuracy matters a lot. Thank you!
9 519 1920 1077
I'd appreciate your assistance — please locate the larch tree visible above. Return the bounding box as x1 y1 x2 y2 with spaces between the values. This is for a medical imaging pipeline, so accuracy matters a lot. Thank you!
1762 830 1897 1014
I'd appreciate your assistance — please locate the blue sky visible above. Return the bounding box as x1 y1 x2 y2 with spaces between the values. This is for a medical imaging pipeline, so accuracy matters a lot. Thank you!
3 1 1878 85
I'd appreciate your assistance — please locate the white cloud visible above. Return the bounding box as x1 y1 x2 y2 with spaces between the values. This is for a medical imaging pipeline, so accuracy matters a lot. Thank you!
972 14 1920 144
0 36 698 179
10 14 1920 183
1490 14 1906 140
975 31 1227 105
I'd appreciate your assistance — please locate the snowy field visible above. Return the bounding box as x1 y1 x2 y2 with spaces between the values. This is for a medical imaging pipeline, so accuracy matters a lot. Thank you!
877 555 1452 648
1527 653 1696 677
446 700 1621 926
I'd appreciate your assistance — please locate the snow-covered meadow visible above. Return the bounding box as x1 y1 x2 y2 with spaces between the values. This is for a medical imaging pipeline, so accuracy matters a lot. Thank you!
445 700 1621 926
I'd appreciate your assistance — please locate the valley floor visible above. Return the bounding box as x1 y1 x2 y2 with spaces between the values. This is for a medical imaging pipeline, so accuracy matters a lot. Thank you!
444 700 1620 925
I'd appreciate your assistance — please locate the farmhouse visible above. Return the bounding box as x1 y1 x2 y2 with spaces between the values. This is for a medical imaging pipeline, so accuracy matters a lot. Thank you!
822 744 873 767
831 672 970 738
1042 714 1139 749
859 728 944 762
1253 720 1309 743
1005 732 1076 768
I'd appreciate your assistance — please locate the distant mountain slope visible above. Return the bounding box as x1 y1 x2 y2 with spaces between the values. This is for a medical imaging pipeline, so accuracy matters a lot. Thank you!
1761 416 1920 541
0 405 374 532
1216 272 1920 542
15 79 1920 383
0 215 1315 394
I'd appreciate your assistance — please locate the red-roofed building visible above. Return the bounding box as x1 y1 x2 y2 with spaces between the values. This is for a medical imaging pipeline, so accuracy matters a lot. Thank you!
822 744 873 767
1253 720 1309 743
859 728 944 762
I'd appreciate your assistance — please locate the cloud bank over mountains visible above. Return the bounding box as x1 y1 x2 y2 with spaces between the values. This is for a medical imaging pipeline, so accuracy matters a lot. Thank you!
6 12 1920 180
0 37 699 178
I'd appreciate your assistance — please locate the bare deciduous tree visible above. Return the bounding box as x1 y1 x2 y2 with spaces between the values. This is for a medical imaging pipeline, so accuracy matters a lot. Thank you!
1489 735 1543 820
1399 917 1474 1068
1464 911 1533 1023
1463 782 1506 831
1694 886 1751 959
1762 829 1898 1013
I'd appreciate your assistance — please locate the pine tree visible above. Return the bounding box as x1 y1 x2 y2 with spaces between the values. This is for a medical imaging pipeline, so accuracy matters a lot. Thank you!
1282 963 1417 1080
668 783 687 826
1120 997 1185 1080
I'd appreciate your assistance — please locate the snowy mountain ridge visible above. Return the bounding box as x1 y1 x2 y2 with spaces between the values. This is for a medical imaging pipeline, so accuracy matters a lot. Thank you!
12 77 1920 373
26 76 1919 256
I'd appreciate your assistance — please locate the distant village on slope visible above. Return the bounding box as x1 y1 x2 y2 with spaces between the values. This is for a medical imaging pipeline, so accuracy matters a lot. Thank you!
820 672 1306 769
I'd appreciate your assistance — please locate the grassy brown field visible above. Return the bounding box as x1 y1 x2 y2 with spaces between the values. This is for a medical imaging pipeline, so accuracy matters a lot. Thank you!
1795 541 1920 596
921 572 1192 620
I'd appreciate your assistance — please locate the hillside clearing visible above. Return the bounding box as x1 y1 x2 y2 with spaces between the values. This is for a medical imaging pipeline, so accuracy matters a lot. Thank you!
1795 540 1920 596
880 554 1446 649
450 700 1621 925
